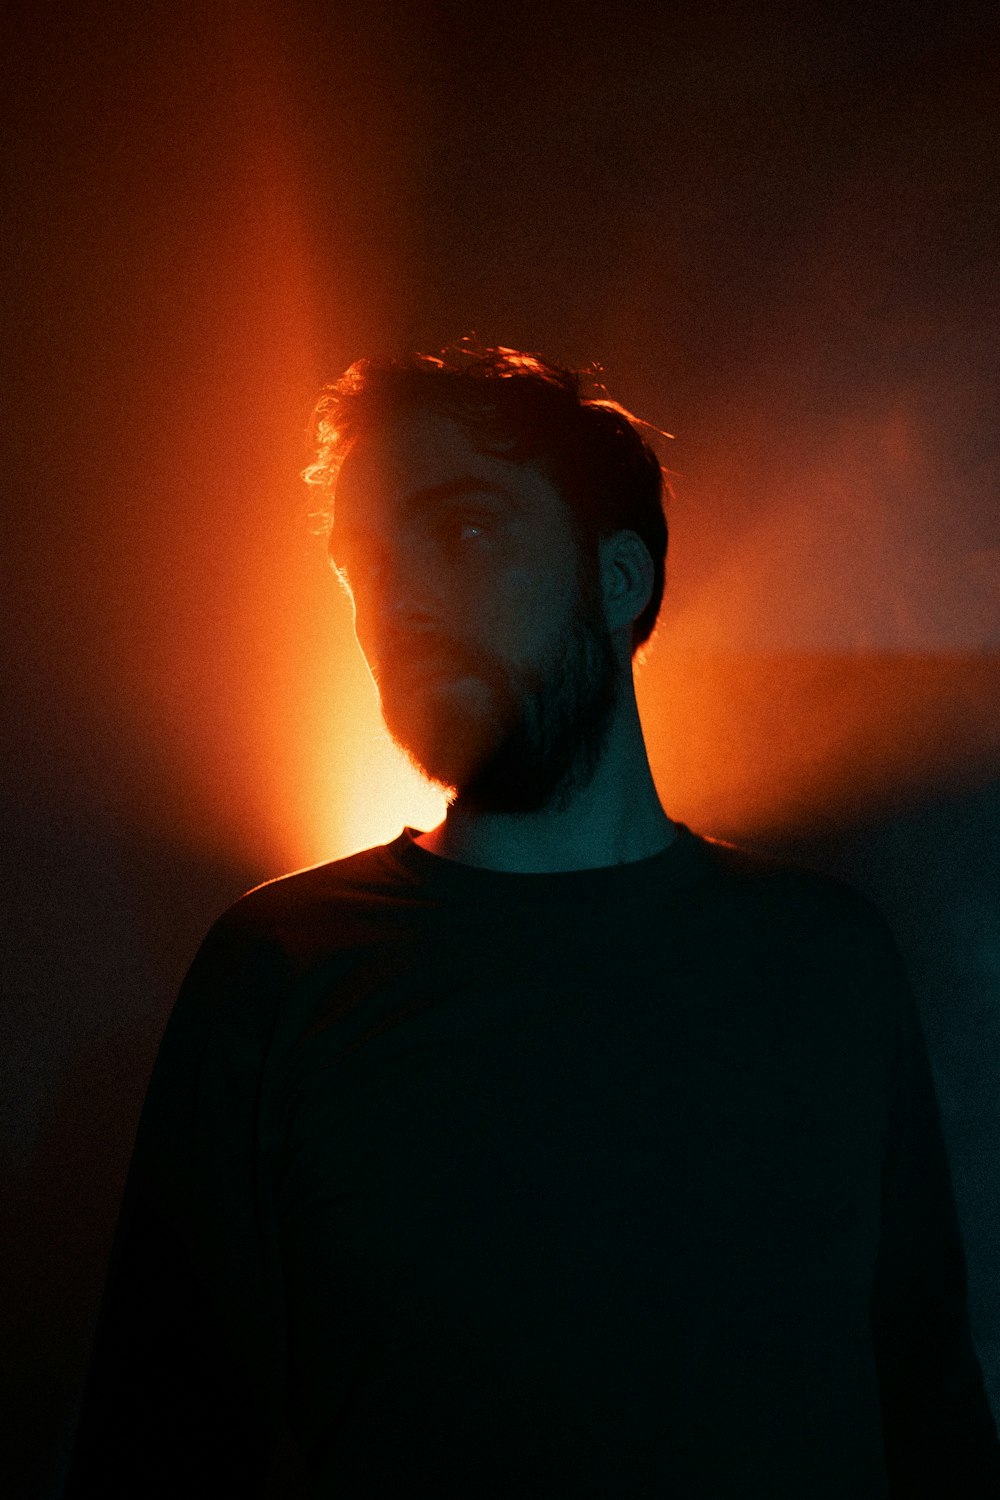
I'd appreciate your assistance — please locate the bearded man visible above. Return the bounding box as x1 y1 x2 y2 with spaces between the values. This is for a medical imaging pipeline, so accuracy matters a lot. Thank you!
63 339 1000 1498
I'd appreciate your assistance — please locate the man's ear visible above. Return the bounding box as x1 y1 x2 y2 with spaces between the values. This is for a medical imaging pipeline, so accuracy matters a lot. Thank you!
600 529 653 636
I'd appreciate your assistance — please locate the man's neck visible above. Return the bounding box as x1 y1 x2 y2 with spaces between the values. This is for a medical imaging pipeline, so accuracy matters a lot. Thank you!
410 816 677 876
413 792 677 874
413 670 676 874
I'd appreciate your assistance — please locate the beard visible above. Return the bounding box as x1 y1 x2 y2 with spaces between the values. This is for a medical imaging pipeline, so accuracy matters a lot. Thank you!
372 575 622 817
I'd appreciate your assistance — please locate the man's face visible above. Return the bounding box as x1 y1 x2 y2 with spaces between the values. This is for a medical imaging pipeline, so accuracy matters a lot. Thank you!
330 405 622 815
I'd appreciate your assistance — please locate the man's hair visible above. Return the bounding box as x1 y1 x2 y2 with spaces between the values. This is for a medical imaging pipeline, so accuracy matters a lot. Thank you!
303 335 673 661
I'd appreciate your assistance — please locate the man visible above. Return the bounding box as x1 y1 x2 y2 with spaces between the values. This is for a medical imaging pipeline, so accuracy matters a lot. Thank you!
65 339 1000 1496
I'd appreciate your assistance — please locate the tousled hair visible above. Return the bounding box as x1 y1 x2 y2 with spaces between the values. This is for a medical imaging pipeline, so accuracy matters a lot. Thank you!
303 335 673 662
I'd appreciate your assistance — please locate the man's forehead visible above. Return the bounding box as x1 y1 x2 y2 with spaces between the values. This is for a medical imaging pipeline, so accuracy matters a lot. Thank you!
338 407 515 502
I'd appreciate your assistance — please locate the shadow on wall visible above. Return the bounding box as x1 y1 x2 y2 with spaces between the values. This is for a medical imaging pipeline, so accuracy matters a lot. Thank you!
1 792 265 1500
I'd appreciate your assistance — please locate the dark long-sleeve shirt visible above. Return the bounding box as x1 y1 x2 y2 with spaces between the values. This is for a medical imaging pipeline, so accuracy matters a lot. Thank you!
63 822 1000 1496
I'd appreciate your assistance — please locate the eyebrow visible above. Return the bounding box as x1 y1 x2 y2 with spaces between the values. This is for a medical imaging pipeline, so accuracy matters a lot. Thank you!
396 475 519 512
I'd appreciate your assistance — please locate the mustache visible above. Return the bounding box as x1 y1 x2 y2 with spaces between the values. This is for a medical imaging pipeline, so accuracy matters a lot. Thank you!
379 632 510 695
386 631 467 672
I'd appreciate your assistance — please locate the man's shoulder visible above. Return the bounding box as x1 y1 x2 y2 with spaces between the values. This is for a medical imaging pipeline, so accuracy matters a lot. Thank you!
693 831 895 955
207 839 402 959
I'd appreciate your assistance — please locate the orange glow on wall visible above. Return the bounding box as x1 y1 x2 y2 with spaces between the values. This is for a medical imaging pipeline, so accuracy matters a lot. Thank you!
303 660 448 863
49 1 438 880
639 648 999 844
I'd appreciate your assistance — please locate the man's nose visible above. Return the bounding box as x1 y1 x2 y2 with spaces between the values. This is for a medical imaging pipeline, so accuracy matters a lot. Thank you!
356 565 448 653
380 572 442 633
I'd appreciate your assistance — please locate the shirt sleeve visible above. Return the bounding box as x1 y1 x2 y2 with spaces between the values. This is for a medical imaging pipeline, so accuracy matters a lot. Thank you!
61 915 305 1498
868 921 1000 1497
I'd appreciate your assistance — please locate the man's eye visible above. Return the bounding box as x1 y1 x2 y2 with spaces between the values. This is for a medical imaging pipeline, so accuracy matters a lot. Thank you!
448 514 490 544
